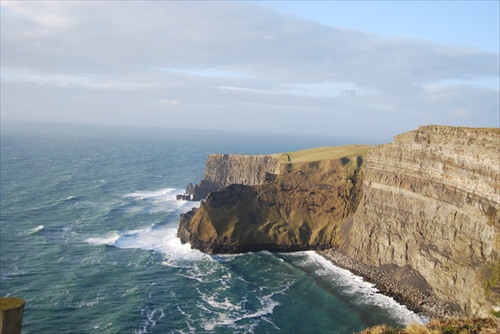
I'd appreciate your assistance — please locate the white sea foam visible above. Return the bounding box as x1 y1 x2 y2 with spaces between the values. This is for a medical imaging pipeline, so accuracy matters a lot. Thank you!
27 225 44 234
191 262 286 333
176 305 197 333
298 251 427 325
122 187 198 214
86 231 121 246
199 289 280 332
123 187 177 200
86 222 205 265
87 187 203 265
136 306 165 334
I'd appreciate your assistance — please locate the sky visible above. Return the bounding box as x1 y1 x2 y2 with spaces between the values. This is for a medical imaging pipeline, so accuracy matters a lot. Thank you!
1 1 499 141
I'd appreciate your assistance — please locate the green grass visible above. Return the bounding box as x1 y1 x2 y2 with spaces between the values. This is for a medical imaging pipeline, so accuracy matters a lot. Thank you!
285 145 372 163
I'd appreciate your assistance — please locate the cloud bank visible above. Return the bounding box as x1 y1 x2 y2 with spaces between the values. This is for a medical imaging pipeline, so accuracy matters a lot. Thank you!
1 1 498 141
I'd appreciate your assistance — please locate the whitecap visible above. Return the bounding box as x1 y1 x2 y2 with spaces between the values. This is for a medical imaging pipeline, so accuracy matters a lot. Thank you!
122 187 200 214
27 225 44 234
123 187 177 200
86 231 121 246
136 306 165 334
86 224 206 266
86 185 203 262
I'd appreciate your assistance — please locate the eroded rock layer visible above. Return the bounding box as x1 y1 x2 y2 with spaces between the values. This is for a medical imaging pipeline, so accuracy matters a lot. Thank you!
339 125 500 317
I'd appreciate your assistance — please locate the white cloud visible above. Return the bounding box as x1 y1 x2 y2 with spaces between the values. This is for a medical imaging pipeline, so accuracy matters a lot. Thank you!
1 1 498 138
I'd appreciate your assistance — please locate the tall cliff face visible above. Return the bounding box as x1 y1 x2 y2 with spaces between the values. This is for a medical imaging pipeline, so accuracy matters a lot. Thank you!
192 154 283 200
339 126 500 317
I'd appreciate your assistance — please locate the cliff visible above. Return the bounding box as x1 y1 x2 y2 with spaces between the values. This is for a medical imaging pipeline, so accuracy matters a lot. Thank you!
178 145 370 253
191 154 283 200
177 126 499 318
337 125 500 317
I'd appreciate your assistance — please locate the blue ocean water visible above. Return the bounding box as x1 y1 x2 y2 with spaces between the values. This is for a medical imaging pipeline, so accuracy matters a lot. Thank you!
0 123 423 333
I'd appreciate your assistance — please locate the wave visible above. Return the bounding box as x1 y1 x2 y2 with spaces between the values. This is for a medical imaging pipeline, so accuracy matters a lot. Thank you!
27 225 44 234
136 306 165 334
295 251 426 325
182 265 285 333
123 187 178 200
86 231 121 246
178 251 294 332
121 187 198 214
86 224 205 265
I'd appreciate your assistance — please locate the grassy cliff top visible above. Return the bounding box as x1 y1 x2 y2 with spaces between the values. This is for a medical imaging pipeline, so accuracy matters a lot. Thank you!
285 145 372 163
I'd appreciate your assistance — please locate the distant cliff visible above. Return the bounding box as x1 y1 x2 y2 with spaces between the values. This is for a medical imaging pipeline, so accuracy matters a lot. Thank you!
191 154 283 200
177 126 499 318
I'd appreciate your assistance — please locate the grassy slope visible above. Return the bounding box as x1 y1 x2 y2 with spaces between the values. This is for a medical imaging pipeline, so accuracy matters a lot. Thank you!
285 145 373 163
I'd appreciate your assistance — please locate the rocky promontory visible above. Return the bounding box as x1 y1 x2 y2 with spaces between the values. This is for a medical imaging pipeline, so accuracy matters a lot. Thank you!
178 146 370 253
177 126 499 319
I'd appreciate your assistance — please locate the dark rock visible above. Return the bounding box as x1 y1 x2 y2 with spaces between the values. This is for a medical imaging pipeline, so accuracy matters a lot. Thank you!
176 194 192 201
185 183 194 196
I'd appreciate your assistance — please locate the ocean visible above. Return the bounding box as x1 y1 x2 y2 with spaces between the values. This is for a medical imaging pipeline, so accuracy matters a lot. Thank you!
0 123 423 333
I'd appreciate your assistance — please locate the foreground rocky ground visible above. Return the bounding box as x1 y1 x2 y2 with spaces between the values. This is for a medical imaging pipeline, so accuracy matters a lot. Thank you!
359 317 499 333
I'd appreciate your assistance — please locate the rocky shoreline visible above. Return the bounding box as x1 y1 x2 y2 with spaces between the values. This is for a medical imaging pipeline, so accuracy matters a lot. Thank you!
318 248 466 320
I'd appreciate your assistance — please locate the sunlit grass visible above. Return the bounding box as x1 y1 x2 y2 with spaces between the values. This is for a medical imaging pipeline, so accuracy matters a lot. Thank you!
285 145 372 163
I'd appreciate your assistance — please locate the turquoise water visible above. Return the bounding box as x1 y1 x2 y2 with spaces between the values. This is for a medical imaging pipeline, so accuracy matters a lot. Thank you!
0 123 423 333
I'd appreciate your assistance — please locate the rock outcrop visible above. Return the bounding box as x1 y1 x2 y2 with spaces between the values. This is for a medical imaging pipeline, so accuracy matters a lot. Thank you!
177 125 499 318
338 126 499 317
179 154 365 253
191 154 283 200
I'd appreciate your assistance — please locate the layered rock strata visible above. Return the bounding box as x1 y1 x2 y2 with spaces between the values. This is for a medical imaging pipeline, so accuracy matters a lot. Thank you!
339 126 499 317
192 154 282 200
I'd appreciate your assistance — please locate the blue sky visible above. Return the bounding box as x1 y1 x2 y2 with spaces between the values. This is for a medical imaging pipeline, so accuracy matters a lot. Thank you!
1 1 498 141
267 1 499 52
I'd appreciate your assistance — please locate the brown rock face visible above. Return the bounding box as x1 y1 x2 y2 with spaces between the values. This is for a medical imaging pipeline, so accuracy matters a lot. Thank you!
339 125 500 317
178 156 364 254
